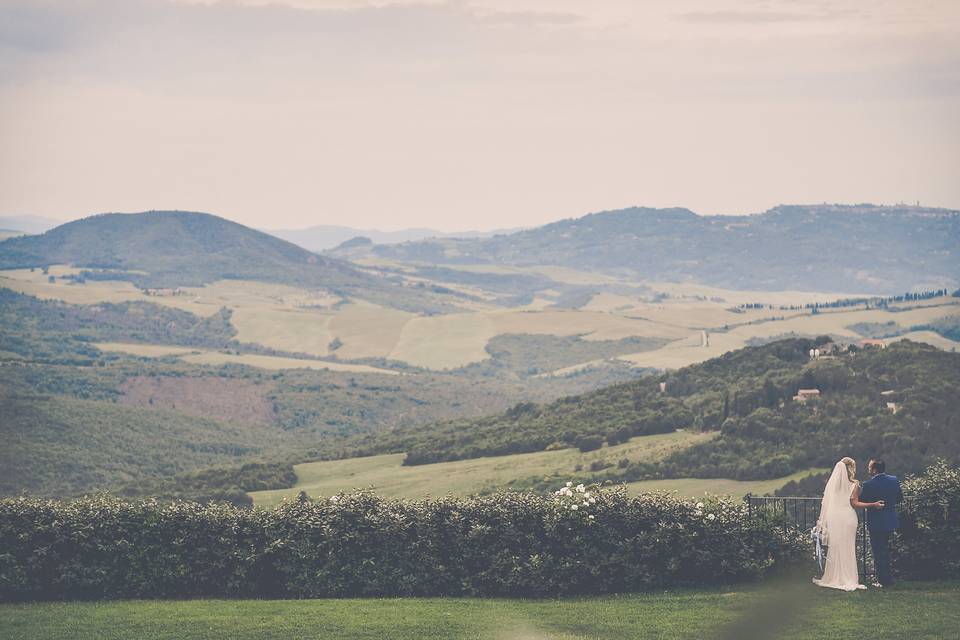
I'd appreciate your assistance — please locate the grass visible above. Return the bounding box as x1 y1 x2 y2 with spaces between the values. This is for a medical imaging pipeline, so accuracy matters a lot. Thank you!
1 582 957 640
250 431 719 505
623 468 831 497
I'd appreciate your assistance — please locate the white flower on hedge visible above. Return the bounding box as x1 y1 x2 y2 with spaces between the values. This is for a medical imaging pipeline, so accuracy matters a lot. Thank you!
584 492 591 498
583 501 589 506
576 484 585 493
707 513 716 521
588 515 595 520
571 504 578 511
566 481 573 487
694 510 703 516
696 502 704 509
588 497 596 504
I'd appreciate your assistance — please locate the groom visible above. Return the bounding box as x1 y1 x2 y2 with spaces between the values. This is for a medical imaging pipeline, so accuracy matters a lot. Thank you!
859 459 903 588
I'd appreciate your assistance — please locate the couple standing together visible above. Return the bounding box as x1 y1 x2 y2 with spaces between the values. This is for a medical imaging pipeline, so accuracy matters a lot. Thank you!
813 458 902 591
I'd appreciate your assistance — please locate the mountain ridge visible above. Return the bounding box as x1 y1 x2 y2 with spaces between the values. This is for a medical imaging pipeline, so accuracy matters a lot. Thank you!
265 224 525 252
345 203 960 294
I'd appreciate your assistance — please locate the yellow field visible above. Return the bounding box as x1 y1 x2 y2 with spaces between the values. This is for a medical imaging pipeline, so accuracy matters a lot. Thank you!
619 299 960 370
230 307 335 357
178 351 399 374
0 268 151 306
250 430 717 505
384 308 695 369
5 266 957 372
885 330 960 351
643 281 872 307
96 343 199 357
328 302 414 359
389 312 497 368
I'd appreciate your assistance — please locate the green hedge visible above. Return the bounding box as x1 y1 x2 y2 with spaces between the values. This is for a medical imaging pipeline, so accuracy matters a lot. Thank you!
895 460 960 579
0 488 804 601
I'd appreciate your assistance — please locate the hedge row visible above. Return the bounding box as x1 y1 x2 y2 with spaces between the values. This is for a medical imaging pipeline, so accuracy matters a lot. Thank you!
0 488 803 601
2 461 954 601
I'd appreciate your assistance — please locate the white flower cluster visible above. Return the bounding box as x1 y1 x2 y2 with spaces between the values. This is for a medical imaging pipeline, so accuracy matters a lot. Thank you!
554 481 597 520
690 499 723 522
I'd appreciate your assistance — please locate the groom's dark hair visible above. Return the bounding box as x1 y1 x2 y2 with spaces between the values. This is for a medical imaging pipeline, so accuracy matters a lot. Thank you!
871 459 886 473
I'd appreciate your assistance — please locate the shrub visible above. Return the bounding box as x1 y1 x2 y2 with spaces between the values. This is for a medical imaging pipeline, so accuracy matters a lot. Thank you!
575 435 603 453
894 460 960 579
0 488 806 601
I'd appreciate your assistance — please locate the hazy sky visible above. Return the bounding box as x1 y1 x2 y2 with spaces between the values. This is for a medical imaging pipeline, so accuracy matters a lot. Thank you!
1 0 958 231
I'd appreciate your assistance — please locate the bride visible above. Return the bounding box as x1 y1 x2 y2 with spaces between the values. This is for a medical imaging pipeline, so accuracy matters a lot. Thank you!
812 457 885 591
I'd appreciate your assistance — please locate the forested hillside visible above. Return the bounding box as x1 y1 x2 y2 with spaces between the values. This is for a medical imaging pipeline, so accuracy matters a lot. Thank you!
357 204 960 293
356 339 960 486
0 288 643 500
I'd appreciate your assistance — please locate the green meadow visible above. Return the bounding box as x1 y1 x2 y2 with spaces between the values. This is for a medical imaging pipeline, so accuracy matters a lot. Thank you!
250 430 825 505
2 582 956 640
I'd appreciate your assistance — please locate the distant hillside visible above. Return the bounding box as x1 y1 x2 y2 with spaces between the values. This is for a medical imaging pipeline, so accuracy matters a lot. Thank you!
354 204 960 294
266 224 524 252
352 339 960 484
0 211 453 312
0 215 63 235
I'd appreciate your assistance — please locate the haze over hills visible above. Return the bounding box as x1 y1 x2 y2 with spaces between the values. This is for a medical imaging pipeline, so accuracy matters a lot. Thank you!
265 224 524 252
341 204 960 294
0 215 64 235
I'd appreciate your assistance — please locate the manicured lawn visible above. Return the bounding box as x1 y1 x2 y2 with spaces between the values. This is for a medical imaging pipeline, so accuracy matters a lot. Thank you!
2 582 957 640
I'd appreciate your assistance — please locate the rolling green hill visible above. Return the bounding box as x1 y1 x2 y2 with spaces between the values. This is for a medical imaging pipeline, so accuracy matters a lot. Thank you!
0 287 647 501
355 204 960 294
348 339 960 489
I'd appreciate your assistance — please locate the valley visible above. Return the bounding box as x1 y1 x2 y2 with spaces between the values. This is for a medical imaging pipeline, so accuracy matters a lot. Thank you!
1 206 958 504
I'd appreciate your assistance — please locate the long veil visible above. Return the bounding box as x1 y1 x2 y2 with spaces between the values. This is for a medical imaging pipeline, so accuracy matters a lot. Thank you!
815 461 853 546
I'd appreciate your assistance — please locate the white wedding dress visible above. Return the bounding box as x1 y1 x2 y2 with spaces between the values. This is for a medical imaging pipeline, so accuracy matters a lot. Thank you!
812 461 866 591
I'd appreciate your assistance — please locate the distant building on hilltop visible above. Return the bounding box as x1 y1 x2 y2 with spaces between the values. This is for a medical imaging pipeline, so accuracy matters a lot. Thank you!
142 287 183 297
793 389 821 403
860 339 887 349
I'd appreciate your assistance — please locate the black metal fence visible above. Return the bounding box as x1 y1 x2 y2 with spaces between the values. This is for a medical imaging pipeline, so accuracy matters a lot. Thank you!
745 495 873 580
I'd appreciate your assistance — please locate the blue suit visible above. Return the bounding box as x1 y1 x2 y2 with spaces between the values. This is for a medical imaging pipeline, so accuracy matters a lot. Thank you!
859 473 903 586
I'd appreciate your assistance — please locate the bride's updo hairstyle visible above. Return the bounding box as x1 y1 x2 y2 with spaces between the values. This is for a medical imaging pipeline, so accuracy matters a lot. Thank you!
841 457 857 483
